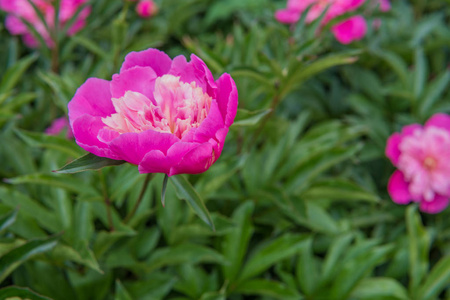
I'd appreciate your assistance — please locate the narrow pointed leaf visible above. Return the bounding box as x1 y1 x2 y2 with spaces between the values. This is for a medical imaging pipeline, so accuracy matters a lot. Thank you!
0 235 60 282
0 54 38 101
171 175 215 231
233 109 272 127
0 286 53 300
0 209 18 233
161 174 169 207
55 153 126 174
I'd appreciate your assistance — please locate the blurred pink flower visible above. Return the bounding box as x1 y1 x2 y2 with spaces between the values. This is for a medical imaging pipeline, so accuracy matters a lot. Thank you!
136 0 158 18
46 117 74 139
0 0 90 48
275 0 390 43
68 48 238 176
386 114 450 213
331 15 367 44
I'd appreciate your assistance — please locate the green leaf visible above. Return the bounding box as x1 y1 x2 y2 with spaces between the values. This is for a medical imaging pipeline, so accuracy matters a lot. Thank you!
171 175 215 230
296 238 318 295
115 280 133 300
0 209 18 233
0 54 38 103
413 47 427 100
233 109 272 127
417 255 450 300
235 279 301 300
0 286 53 300
406 205 430 293
0 235 59 282
280 52 360 99
238 234 308 282
222 201 254 282
350 277 409 300
321 233 354 283
161 174 169 207
418 70 450 117
14 128 82 157
55 153 126 174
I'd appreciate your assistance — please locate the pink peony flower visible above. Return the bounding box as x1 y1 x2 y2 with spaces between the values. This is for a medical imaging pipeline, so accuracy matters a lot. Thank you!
46 117 74 139
136 0 158 18
0 0 90 48
68 48 238 177
331 15 367 44
386 114 450 213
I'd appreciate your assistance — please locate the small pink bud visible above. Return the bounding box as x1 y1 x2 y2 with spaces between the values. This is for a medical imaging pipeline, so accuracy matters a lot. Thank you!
136 0 158 18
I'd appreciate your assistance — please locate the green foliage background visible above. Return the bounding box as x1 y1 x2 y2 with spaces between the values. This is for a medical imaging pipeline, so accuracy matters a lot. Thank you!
0 0 450 299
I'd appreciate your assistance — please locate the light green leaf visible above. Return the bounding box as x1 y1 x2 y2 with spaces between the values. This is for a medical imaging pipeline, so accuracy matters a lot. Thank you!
417 255 450 300
233 109 272 127
0 235 59 282
235 279 301 300
0 54 38 103
350 277 409 300
115 280 133 300
55 153 126 173
0 209 18 233
238 234 308 282
171 175 215 230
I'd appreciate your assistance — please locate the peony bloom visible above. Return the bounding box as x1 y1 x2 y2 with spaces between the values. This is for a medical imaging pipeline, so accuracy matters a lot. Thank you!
0 0 90 48
46 117 74 139
386 114 450 213
68 48 238 176
136 0 158 18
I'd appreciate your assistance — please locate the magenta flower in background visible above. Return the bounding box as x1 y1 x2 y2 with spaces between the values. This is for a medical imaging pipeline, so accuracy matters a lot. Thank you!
0 0 90 48
68 48 238 176
275 0 390 44
46 117 74 139
136 0 158 18
386 114 450 214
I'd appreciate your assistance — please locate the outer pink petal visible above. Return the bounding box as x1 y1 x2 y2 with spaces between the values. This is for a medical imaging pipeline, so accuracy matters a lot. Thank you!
215 73 238 128
109 130 179 165
68 78 115 125
425 113 450 132
419 194 449 214
5 15 28 35
138 142 199 174
388 170 412 204
401 123 421 136
71 115 119 159
193 100 225 143
169 142 215 176
331 16 367 44
386 133 402 165
110 66 157 100
120 48 172 76
169 54 217 96
275 9 301 24
0 0 15 11
379 0 391 12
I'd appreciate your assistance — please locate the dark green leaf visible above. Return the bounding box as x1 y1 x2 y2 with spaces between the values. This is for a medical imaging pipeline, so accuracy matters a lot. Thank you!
171 175 215 230
0 209 18 233
0 286 53 300
417 255 450 300
55 153 126 174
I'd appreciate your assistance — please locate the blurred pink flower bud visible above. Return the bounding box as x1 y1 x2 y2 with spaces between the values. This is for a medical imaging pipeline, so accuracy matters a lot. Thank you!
46 117 74 139
386 113 450 213
331 15 367 44
136 0 158 18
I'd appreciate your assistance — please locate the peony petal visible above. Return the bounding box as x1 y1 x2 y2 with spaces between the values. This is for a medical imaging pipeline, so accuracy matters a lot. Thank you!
215 73 238 127
193 100 225 143
425 113 450 132
169 142 214 176
109 129 179 165
385 133 402 165
419 194 449 214
331 16 367 44
275 9 301 24
401 123 421 136
71 115 119 159
138 141 199 174
68 78 115 126
120 48 172 76
388 170 412 204
110 66 157 101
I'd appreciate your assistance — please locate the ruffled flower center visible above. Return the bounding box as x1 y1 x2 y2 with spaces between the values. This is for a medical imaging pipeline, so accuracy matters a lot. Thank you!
102 74 212 139
398 126 450 201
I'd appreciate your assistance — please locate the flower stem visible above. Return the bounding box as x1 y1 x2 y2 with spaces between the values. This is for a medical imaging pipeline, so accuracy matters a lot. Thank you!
124 173 154 224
